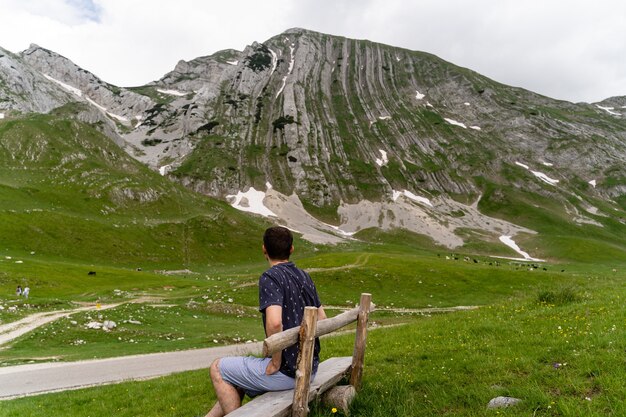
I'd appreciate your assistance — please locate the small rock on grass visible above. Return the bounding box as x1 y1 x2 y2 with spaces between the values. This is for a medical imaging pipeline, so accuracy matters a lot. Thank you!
487 396 522 409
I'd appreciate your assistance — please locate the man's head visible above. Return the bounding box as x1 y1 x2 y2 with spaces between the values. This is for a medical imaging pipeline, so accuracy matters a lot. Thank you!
263 226 293 261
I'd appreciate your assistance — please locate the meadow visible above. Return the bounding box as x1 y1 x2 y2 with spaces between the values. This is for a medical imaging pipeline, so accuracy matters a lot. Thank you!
2 244 624 416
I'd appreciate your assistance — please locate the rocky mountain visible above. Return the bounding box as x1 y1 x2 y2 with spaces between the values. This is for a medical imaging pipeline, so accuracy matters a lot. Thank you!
2 28 626 260
0 46 75 113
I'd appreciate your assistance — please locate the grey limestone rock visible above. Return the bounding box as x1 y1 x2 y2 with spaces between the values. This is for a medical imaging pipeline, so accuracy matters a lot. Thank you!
487 396 522 409
0 46 75 113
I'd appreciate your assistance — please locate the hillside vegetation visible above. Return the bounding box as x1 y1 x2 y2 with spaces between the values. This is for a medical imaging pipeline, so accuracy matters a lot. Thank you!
0 109 269 267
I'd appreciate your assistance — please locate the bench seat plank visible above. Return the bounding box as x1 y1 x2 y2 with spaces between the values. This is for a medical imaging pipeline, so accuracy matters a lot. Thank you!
226 357 352 417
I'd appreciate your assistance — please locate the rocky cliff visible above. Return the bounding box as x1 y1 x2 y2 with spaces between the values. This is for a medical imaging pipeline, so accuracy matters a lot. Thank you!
2 28 626 255
0 46 74 113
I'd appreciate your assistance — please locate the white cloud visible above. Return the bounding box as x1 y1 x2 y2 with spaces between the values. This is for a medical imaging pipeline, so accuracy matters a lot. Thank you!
0 0 624 102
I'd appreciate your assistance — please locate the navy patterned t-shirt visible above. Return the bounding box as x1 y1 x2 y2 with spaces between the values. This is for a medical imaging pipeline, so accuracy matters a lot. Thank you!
259 262 322 378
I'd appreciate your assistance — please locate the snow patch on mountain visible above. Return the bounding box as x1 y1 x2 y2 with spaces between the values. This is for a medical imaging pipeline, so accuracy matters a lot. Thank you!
444 118 467 129
276 45 295 98
589 179 596 188
392 190 433 207
326 224 356 237
85 97 129 122
225 60 239 66
596 105 620 116
159 165 172 176
499 236 543 261
516 162 559 186
541 161 554 167
531 171 559 186
226 187 277 217
470 126 481 131
415 90 425 100
42 73 82 97
0 113 4 119
156 89 186 97
269 48 278 75
375 149 388 167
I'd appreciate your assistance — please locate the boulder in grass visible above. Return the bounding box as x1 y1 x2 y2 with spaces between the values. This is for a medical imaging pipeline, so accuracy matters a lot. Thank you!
86 321 102 329
102 320 117 331
487 396 522 409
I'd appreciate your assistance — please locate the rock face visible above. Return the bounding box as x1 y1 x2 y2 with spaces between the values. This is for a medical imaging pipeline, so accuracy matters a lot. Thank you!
20 44 155 127
2 28 626 250
0 46 74 113
87 28 625 211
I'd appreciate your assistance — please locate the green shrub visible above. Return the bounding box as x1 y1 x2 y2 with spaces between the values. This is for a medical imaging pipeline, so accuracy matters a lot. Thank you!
537 286 582 305
272 115 296 131
244 44 272 72
140 138 163 147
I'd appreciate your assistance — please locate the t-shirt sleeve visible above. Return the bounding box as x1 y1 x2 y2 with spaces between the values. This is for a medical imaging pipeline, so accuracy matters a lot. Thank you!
259 272 284 312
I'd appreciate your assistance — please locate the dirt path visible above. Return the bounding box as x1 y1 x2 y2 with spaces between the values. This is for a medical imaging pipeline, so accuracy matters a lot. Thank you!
0 343 263 400
0 322 401 400
306 253 371 273
234 255 373 289
0 303 123 346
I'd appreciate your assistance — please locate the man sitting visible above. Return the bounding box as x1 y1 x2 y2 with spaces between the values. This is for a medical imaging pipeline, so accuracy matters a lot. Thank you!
204 226 327 417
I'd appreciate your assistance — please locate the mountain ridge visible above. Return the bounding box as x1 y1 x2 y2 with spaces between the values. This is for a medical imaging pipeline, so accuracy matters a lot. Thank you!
1 28 626 258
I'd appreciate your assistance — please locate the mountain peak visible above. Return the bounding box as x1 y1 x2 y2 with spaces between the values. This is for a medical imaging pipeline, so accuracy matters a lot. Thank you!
282 27 307 34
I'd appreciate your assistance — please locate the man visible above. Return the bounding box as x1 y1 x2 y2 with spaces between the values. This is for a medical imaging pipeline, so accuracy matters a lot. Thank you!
205 226 327 417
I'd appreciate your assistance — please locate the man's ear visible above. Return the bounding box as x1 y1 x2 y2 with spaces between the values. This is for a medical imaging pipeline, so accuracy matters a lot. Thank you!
290 245 294 254
262 245 268 255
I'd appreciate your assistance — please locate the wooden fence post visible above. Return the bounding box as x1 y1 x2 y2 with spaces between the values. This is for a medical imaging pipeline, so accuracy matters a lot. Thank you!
349 293 371 390
292 306 319 417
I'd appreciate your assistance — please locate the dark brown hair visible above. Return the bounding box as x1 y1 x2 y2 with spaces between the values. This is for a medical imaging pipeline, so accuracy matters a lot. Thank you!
263 226 293 260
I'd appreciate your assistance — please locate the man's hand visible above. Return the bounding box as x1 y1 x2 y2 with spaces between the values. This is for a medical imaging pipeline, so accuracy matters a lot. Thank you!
265 357 281 375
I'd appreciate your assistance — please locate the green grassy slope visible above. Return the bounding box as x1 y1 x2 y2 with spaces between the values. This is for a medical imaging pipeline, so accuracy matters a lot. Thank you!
0 109 270 267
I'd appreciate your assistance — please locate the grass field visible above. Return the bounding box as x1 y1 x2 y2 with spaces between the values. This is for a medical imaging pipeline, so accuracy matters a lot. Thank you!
2 246 625 416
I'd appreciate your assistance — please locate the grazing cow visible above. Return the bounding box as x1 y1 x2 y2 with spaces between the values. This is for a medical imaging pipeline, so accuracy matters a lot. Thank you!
88 271 96 276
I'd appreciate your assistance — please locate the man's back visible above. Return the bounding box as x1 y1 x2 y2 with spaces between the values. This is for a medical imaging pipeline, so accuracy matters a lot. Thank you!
259 262 322 377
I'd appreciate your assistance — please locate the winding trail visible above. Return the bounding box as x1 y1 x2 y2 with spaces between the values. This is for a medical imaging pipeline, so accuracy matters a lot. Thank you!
235 254 373 289
0 343 262 400
306 254 371 273
0 303 122 346
0 323 403 400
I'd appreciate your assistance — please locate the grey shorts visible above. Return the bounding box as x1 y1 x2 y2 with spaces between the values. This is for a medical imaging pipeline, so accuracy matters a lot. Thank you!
219 357 299 397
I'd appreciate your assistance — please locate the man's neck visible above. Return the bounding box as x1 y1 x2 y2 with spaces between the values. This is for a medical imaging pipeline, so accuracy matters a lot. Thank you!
268 259 290 267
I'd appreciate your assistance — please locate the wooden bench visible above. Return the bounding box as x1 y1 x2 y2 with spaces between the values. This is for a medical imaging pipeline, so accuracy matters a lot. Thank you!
227 293 373 417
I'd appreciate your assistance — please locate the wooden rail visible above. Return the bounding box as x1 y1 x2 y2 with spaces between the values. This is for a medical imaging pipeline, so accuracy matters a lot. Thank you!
263 301 376 356
260 293 373 417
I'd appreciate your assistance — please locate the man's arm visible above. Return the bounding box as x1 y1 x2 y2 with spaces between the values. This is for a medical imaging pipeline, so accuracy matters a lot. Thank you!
264 305 283 375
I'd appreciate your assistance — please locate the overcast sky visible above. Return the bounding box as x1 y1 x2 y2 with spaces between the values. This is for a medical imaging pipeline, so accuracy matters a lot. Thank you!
1 0 625 103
